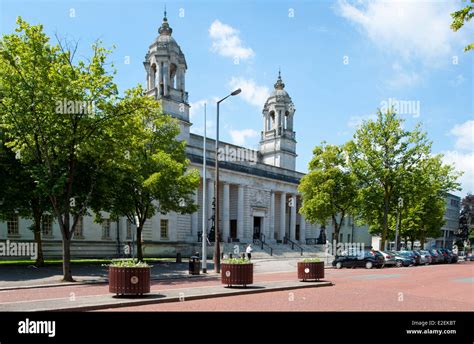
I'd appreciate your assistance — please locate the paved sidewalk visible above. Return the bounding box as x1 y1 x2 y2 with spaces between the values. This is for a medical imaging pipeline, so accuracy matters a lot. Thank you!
0 258 332 290
0 277 332 311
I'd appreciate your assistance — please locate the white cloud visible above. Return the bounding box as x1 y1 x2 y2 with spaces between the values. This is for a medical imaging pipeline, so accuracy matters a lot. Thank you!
442 150 474 195
442 120 474 194
228 77 269 108
189 99 208 119
229 128 258 146
347 113 377 128
386 63 421 89
209 20 254 60
191 120 215 136
450 120 474 151
450 74 465 87
336 0 470 63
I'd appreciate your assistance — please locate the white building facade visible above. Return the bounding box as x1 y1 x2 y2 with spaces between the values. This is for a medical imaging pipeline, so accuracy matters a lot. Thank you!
0 15 377 259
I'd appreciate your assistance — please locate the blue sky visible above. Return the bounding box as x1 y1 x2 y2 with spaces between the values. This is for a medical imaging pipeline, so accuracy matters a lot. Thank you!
0 0 473 195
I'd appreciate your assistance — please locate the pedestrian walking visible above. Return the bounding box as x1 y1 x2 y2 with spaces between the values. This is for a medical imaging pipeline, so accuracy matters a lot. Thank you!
246 243 253 261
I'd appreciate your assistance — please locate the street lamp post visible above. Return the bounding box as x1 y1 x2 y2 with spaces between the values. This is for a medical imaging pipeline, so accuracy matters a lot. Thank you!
395 197 403 251
214 88 241 273
202 103 207 273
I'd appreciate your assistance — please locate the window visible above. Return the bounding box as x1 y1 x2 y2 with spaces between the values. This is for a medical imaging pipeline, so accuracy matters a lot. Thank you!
73 217 83 238
339 233 343 243
347 234 351 243
7 215 19 236
102 219 111 239
126 219 132 239
160 219 169 239
42 215 53 236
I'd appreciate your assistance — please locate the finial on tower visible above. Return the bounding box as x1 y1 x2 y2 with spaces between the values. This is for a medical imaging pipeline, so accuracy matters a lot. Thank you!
159 5 173 36
274 69 285 90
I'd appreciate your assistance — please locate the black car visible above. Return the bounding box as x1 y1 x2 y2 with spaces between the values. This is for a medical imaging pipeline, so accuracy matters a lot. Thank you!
397 250 421 265
333 250 384 269
439 248 457 263
429 249 445 264
388 250 415 267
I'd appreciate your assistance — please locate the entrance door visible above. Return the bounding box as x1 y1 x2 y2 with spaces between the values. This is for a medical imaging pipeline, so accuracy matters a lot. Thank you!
230 220 237 241
296 224 300 241
253 217 261 240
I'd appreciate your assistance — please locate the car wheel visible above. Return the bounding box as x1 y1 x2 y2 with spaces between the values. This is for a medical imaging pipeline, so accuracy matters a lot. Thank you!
396 260 402 268
365 261 373 269
336 262 342 269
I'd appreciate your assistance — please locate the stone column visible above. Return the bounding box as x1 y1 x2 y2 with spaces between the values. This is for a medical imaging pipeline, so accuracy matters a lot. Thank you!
223 182 230 242
163 62 169 96
280 192 286 240
237 184 244 240
208 179 214 232
191 190 198 240
290 195 296 241
300 213 306 244
269 191 275 240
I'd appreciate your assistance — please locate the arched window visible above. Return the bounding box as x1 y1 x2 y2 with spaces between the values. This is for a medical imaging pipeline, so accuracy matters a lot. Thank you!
151 64 157 88
170 63 177 88
269 111 275 129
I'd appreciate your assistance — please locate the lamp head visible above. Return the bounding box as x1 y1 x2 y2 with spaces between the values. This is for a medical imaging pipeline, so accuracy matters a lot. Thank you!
230 88 241 96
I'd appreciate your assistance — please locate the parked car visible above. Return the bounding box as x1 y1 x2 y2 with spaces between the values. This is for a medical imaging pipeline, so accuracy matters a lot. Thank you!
436 249 452 263
397 250 421 265
332 250 384 269
429 249 445 264
439 248 457 263
388 251 415 267
415 250 432 265
376 250 397 267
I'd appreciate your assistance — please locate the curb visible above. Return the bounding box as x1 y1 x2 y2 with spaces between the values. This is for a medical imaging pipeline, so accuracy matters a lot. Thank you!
48 281 334 312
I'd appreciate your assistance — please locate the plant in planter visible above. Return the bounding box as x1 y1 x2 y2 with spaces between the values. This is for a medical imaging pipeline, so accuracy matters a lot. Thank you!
108 259 151 296
297 257 324 281
221 258 253 288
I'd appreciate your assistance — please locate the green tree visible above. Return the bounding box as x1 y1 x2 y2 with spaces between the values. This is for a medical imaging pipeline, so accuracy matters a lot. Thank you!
451 4 474 52
298 143 358 244
457 194 474 247
0 136 49 266
346 108 432 249
0 18 125 281
399 156 460 247
95 86 200 261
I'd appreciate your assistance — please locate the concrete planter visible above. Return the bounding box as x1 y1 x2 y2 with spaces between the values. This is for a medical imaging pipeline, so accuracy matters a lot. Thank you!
297 261 324 281
109 266 151 296
221 263 253 287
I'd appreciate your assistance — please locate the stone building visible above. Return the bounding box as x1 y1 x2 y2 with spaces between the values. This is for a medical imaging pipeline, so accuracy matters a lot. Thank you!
0 14 374 258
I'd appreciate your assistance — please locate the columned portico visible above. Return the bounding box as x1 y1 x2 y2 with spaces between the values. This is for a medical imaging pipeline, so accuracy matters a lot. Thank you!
237 184 244 239
191 191 198 238
280 192 286 240
207 178 214 231
223 182 230 242
270 191 275 240
300 213 306 244
290 195 297 241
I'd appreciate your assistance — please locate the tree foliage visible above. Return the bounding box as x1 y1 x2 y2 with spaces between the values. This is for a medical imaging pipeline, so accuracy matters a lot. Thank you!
95 86 200 260
346 108 460 249
298 142 358 243
451 4 474 52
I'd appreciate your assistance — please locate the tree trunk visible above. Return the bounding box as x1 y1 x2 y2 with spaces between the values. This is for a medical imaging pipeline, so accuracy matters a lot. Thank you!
61 235 74 282
59 212 74 282
136 224 143 261
382 193 389 250
32 206 44 267
333 217 339 244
